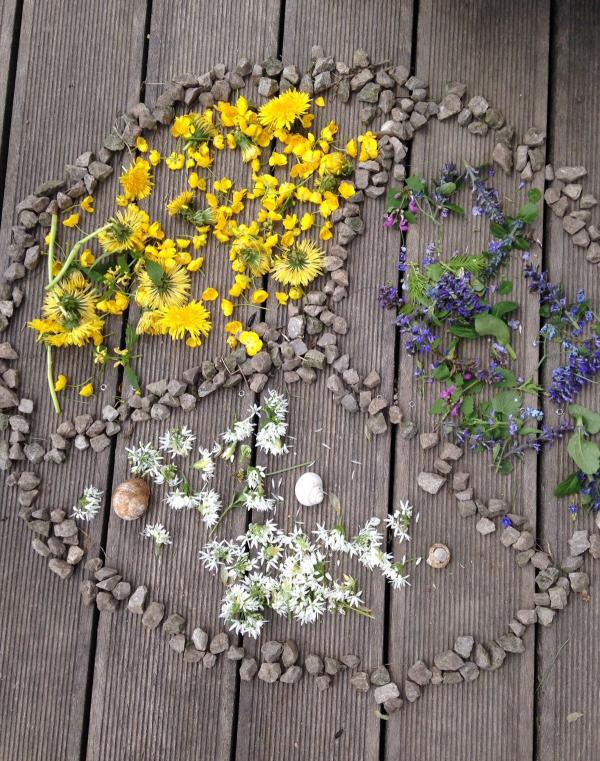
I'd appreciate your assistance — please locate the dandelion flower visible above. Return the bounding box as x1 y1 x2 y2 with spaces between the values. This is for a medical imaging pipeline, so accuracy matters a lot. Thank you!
120 158 153 200
63 212 80 228
259 89 311 131
79 383 94 397
156 300 212 343
99 205 148 254
135 264 190 310
271 239 324 287
54 374 68 392
166 190 195 216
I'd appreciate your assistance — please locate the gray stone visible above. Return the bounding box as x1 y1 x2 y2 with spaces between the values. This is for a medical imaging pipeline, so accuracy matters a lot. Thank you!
513 531 535 551
261 640 283 663
453 635 474 659
569 571 590 592
258 662 281 683
374 682 400 704
535 566 559 592
434 650 463 671
366 412 387 436
501 526 521 547
227 646 245 661
163 613 185 635
439 442 463 461
142 601 165 629
497 632 525 654
404 680 421 702
468 95 489 117
53 519 77 538
473 643 491 670
417 472 446 494
48 558 74 580
419 431 439 450
305 653 324 675
182 644 204 663
96 591 118 612
370 665 391 686
340 653 360 669
568 530 590 556
350 671 370 692
239 657 258 681
492 142 513 173
555 166 587 183
590 534 600 559
476 517 496 536
460 662 480 682
191 628 208 651
549 586 568 609
202 653 217 669
315 674 331 691
517 608 537 625
210 632 229 654
559 555 583 573
536 606 556 626
407 660 432 686
280 665 303 684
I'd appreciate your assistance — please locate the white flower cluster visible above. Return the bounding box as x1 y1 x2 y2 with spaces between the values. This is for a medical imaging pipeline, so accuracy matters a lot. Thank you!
142 522 172 555
159 426 196 457
256 390 288 456
200 520 366 638
71 485 103 522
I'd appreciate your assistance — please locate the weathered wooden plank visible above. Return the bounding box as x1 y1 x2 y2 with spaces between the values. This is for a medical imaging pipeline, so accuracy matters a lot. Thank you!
386 2 549 759
0 0 18 168
235 3 413 760
85 4 280 760
0 2 147 761
537 2 600 758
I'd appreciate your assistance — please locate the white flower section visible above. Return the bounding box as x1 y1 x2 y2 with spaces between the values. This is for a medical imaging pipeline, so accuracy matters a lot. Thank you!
72 485 103 521
159 426 196 457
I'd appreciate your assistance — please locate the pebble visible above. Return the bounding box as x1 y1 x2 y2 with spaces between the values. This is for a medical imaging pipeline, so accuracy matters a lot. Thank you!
417 471 446 494
163 613 185 636
202 653 217 669
407 660 432 686
79 579 97 606
419 431 439 450
568 530 590 556
434 650 464 671
96 591 118 612
350 671 370 692
258 662 281 683
305 653 324 675
280 665 303 684
315 674 332 691
374 682 400 704
340 653 360 669
496 632 525 654
370 664 391 686
453 635 474 659
142 601 165 630
48 558 74 579
476 517 496 536
513 531 535 551
261 640 283 663
460 662 480 682
210 632 229 654
473 643 491 670
169 634 186 654
439 442 463 461
569 571 589 592
549 586 568 609
536 606 556 626
227 646 245 661
127 585 147 614
239 658 258 681
404 680 421 702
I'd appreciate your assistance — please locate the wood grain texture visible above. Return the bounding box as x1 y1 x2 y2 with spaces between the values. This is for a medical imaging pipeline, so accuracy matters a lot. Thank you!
85 3 280 760
235 3 413 760
0 2 147 761
537 2 600 758
386 2 549 760
0 0 18 162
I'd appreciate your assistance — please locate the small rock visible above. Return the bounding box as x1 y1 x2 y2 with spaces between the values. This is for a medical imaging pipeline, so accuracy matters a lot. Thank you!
407 660 432 686
350 671 370 692
569 571 589 592
536 606 556 626
404 680 421 702
239 657 259 681
417 471 446 494
496 632 525 654
568 530 590 556
476 517 496 536
142 601 165 630
210 632 229 654
419 431 439 450
280 665 303 684
453 635 474 659
261 640 283 663
127 585 148 614
258 662 281 682
48 558 74 580
374 682 400 704
370 665 390 686
439 442 463 461
459 662 480 682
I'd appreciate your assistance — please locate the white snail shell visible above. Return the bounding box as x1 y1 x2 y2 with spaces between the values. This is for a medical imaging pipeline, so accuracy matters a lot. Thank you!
426 543 451 569
112 478 150 521
294 472 324 507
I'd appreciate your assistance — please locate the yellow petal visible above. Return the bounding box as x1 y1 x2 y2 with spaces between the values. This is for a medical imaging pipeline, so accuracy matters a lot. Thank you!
251 289 269 304
63 212 80 228
54 374 68 392
79 383 94 398
202 287 219 301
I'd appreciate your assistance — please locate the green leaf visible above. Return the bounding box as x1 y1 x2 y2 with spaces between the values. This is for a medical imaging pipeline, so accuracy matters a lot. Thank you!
554 472 581 498
567 431 600 475
474 313 512 351
491 390 522 418
406 175 427 193
490 222 507 238
462 396 474 418
439 181 457 196
444 202 465 215
528 187 542 203
430 399 447 415
491 301 519 318
518 201 539 224
497 460 514 475
494 368 517 388
449 325 479 339
498 280 513 295
124 364 141 392
433 364 451 381
567 404 600 434
145 259 166 287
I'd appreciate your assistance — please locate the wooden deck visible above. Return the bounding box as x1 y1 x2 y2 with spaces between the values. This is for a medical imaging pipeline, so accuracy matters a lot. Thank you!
1 1 599 759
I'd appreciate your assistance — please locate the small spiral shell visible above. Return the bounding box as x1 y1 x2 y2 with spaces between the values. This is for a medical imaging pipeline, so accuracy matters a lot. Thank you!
112 478 150 521
294 472 324 507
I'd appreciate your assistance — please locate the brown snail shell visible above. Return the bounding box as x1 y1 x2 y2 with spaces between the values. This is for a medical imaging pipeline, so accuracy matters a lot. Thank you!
426 543 451 569
112 478 150 521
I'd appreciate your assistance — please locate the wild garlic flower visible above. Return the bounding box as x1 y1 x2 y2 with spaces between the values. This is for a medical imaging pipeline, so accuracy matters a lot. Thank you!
159 426 196 457
385 499 415 543
165 489 202 511
221 408 258 461
142 522 172 555
192 446 217 481
256 390 289 455
72 485 103 521
195 489 222 527
127 442 163 480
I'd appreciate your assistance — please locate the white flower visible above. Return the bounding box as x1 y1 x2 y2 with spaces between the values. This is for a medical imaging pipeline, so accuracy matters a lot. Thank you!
196 489 222 527
257 390 288 455
159 426 196 457
142 522 172 555
246 466 266 491
192 447 217 481
127 442 163 480
72 485 103 521
165 489 201 511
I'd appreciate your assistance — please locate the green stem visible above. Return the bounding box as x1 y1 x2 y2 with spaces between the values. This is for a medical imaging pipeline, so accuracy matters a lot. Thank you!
265 459 315 477
46 224 110 290
45 213 61 415
208 495 241 536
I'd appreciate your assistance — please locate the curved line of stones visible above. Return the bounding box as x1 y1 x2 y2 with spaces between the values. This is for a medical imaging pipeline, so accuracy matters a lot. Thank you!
0 47 598 715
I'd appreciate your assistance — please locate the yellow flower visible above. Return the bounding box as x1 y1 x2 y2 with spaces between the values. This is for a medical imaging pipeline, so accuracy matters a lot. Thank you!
214 177 233 193
63 212 80 228
156 301 212 343
120 158 153 200
135 136 149 152
202 287 219 301
300 212 315 230
135 263 190 310
99 205 148 254
314 96 326 107
258 89 311 131
213 134 225 150
167 190 195 216
252 289 269 304
136 310 162 336
221 299 234 317
93 345 108 365
189 172 207 190
289 286 304 300
97 291 129 315
80 248 96 268
319 221 333 240
54 374 68 392
79 383 94 398
239 330 263 357
225 320 243 334
338 181 355 200
187 257 204 272
346 138 358 158
275 291 289 305
271 239 324 287
149 149 161 166
358 131 379 161
165 152 186 170
269 152 288 167
80 196 95 214
192 234 207 249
